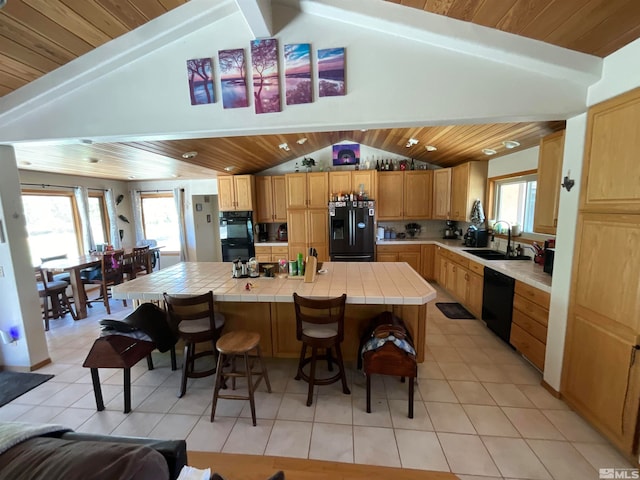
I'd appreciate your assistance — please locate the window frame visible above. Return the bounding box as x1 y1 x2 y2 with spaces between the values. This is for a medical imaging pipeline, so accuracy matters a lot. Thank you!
487 169 538 235
140 192 179 253
88 191 110 245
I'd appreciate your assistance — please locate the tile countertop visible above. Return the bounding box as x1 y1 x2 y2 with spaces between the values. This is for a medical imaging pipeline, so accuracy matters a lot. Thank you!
112 261 437 305
377 237 552 293
255 242 288 247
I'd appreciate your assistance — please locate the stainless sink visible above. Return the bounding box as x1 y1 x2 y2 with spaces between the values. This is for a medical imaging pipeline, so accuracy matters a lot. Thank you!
463 249 531 261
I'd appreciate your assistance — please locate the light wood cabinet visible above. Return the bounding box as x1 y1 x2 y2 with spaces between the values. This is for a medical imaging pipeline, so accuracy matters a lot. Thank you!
433 168 452 220
254 245 288 263
376 244 421 273
435 246 483 318
255 176 287 223
533 130 565 234
328 170 377 200
450 162 488 222
378 171 432 220
287 209 328 262
217 175 255 211
420 244 435 280
510 281 549 371
286 172 329 209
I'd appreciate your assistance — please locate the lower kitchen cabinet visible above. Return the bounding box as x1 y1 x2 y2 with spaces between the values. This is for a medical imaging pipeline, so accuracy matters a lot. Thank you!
421 244 435 280
376 244 421 273
509 281 549 371
435 246 483 318
254 245 289 263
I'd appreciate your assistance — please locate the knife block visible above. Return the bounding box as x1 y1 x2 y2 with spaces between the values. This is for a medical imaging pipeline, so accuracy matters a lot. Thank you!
304 256 317 283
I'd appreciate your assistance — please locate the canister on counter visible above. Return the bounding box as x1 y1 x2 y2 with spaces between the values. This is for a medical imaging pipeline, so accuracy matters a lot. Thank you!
289 260 298 276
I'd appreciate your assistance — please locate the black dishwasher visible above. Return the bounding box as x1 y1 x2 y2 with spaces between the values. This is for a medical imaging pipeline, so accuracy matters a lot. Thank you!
482 267 515 345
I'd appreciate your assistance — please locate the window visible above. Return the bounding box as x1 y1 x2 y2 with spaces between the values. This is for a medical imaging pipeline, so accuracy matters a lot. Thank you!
88 194 108 245
140 193 180 251
22 191 81 265
493 173 537 233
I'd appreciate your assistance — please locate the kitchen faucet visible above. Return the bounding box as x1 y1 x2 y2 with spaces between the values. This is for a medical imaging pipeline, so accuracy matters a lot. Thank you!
492 220 512 258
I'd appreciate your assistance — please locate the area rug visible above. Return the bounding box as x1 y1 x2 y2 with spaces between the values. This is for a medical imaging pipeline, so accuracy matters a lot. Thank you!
0 371 54 408
435 302 475 319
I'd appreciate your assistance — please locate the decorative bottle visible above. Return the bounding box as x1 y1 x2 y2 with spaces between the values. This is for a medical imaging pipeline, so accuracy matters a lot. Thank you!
410 159 415 170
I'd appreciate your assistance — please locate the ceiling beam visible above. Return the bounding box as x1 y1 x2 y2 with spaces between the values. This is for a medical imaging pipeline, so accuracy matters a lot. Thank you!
235 0 273 38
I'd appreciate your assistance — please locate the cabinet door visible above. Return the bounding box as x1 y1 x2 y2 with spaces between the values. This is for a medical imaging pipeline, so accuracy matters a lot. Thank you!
421 244 435 280
234 175 254 211
433 168 451 219
307 209 329 261
450 163 469 221
254 246 272 263
582 87 640 213
445 261 457 293
534 131 565 234
404 171 433 219
398 251 421 273
329 171 352 198
352 170 376 200
272 176 287 222
377 172 404 220
467 271 483 319
377 252 398 262
255 176 274 223
217 176 235 211
286 209 307 246
307 173 329 208
285 173 308 209
453 264 468 302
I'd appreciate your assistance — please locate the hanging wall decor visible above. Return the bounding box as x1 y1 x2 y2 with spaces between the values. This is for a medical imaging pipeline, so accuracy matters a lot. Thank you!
332 143 360 166
251 38 281 114
186 58 215 105
318 47 345 97
218 48 249 109
284 43 312 105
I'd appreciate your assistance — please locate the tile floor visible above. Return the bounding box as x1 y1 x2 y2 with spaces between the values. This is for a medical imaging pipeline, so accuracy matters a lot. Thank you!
1 286 635 479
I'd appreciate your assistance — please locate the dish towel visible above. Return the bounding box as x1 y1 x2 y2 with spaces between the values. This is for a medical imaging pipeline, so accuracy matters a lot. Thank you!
470 199 485 225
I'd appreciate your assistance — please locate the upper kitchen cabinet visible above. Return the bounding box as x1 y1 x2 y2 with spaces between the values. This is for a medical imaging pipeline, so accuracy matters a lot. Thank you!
218 175 255 211
432 168 452 220
285 172 328 209
581 86 640 213
378 170 432 220
329 170 377 200
255 176 287 223
533 130 565 234
450 162 488 222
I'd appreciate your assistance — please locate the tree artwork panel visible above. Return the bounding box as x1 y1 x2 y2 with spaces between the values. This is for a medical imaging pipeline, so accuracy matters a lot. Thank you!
187 58 215 105
251 38 281 114
218 48 249 109
284 43 312 105
318 47 345 97
332 143 360 166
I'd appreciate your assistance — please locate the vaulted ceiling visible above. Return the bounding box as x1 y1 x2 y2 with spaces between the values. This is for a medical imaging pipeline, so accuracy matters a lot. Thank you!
3 0 640 180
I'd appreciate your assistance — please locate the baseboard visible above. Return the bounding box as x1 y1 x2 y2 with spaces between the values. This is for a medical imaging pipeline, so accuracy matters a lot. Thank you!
541 379 561 398
30 357 52 371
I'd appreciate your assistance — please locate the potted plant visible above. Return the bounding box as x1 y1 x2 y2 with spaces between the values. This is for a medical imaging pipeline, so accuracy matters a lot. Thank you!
301 157 316 172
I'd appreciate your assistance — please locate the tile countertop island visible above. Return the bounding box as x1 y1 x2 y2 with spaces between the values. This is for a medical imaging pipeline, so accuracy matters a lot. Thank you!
377 237 552 293
112 262 436 362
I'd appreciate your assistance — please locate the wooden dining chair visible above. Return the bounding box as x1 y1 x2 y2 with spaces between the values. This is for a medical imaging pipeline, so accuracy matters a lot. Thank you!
86 250 126 314
123 245 150 280
39 254 71 285
35 266 77 331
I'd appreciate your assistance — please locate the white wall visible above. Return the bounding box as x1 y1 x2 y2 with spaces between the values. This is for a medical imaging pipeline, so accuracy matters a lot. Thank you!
487 147 539 178
193 194 221 262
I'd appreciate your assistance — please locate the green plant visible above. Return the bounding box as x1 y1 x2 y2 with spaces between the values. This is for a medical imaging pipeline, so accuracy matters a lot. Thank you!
301 157 316 167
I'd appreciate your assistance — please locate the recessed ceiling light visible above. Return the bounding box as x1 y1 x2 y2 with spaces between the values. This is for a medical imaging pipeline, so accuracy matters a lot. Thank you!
482 148 497 156
80 139 93 145
128 176 136 179
503 140 520 149
88 157 99 163
278 143 290 151
224 166 235 172
296 137 307 145
405 138 419 148
360 129 368 132
425 145 437 152
182 151 198 159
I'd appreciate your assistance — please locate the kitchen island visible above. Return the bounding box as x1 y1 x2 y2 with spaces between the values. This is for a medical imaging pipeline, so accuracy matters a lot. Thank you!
111 262 436 362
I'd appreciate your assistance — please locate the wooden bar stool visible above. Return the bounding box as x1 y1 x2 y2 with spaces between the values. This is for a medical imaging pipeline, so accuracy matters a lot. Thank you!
210 331 271 426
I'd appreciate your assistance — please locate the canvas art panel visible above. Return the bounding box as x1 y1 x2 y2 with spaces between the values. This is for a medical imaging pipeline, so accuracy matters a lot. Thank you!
187 58 215 105
318 47 345 97
251 38 281 114
284 43 312 105
218 48 249 109
332 143 360 166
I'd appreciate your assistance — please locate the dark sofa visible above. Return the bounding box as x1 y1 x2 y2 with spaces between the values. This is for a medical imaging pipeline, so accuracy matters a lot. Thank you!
0 430 187 480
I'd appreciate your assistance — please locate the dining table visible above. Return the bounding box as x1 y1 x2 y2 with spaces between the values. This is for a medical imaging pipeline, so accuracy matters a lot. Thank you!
39 247 161 319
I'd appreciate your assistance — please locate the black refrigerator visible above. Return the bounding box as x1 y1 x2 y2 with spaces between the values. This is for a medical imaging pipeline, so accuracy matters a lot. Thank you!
329 201 375 261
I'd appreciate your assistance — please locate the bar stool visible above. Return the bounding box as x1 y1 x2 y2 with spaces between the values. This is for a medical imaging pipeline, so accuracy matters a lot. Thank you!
210 330 271 426
293 293 350 407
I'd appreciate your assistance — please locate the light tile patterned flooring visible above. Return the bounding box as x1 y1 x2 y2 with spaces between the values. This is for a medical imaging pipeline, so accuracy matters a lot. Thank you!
1 287 635 479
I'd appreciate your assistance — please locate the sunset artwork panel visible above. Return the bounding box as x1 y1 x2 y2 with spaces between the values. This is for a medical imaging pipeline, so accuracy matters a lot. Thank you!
332 143 360 166
251 38 281 114
187 58 215 105
284 43 312 105
218 48 249 109
318 47 345 97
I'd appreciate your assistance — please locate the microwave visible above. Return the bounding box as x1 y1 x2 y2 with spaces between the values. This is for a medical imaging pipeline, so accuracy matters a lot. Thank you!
543 248 555 275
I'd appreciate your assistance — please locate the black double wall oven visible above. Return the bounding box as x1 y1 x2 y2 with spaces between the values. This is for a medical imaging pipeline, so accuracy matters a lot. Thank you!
219 211 255 262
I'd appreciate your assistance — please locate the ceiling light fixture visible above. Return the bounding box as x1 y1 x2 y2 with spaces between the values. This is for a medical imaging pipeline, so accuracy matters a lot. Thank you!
425 145 437 152
278 143 290 151
482 148 497 156
182 151 198 159
128 175 136 179
405 138 419 148
80 139 93 145
503 140 520 149
360 129 368 132
296 137 307 145
88 157 99 163
224 166 235 172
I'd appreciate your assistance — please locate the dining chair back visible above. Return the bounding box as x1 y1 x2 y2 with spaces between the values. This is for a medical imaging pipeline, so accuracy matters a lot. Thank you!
40 254 71 284
35 266 77 330
86 249 126 315
123 245 150 280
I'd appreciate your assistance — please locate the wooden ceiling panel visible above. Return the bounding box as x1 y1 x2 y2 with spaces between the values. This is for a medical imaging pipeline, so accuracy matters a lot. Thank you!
95 0 149 31
60 0 129 38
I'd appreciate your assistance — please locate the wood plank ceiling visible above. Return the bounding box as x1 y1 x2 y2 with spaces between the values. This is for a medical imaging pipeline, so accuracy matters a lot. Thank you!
3 0 640 180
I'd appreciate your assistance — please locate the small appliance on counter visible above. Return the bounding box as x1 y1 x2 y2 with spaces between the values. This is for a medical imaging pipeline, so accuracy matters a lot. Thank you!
255 223 269 242
463 225 489 247
277 223 288 241
443 220 459 239
405 223 421 238
543 239 556 275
